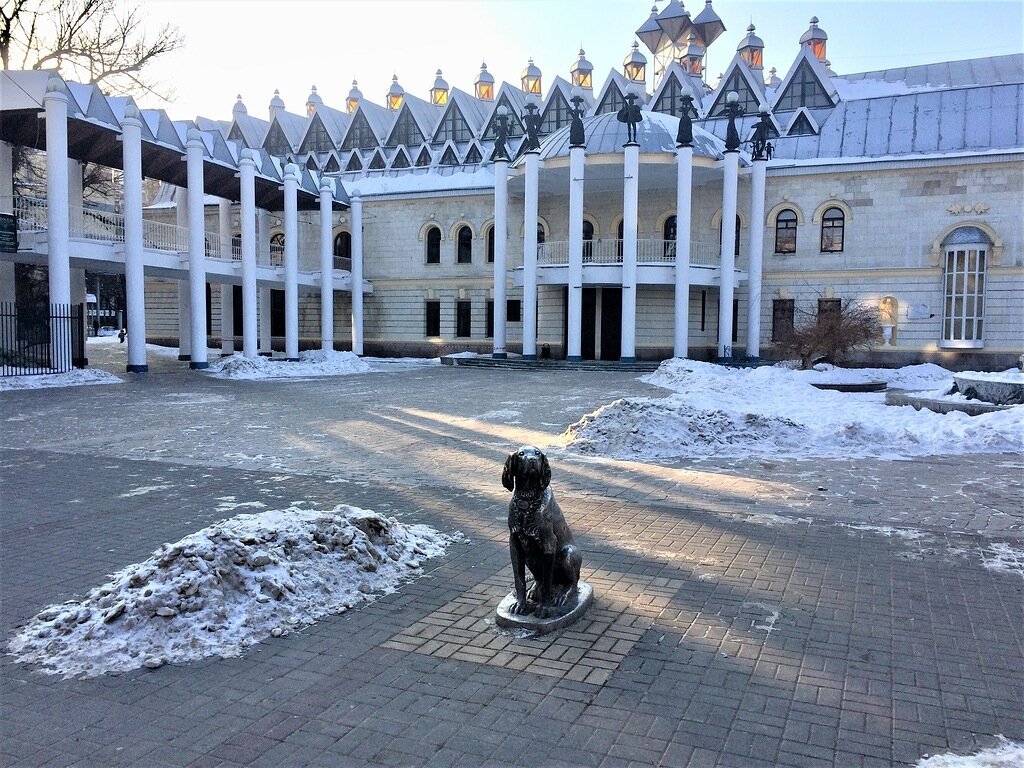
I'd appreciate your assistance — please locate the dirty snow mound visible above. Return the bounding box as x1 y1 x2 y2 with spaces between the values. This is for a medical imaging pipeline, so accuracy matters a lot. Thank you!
7 506 457 677
206 349 371 379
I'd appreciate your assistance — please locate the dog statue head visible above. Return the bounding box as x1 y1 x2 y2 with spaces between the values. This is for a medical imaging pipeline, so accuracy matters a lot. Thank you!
502 445 551 493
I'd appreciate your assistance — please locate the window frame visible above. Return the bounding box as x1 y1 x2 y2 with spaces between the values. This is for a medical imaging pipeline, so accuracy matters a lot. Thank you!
425 226 442 265
940 239 988 349
456 225 473 264
820 207 845 253
774 209 798 254
455 300 472 337
424 300 441 337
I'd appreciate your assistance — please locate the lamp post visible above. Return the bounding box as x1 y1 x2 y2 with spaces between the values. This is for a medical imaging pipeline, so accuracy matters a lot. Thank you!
746 104 776 359
718 91 742 360
492 105 510 359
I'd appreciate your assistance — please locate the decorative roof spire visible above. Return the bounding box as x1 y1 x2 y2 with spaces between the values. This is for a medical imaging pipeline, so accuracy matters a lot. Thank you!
232 94 247 118
737 23 764 71
623 41 647 84
799 16 828 61
521 58 542 97
474 62 494 100
346 79 362 113
305 85 322 117
269 89 285 121
387 75 405 110
570 48 594 90
431 69 449 106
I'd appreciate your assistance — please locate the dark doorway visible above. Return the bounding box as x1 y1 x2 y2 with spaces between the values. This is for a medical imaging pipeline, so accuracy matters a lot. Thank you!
582 288 597 360
600 287 621 361
271 289 285 337
232 285 243 335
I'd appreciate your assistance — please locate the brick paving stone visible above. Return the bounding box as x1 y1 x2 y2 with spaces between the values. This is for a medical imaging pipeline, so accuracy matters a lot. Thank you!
1 363 1022 766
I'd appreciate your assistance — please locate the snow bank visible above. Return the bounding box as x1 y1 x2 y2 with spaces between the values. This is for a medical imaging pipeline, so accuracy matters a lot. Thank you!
206 349 372 380
563 360 1022 461
0 368 122 391
916 737 1024 767
7 506 457 678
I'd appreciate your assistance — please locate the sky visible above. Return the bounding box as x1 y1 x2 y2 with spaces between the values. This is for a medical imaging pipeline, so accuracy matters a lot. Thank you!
141 0 1024 122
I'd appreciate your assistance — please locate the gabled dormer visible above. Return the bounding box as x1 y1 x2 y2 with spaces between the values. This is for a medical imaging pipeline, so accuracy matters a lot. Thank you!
345 151 364 172
367 148 387 170
263 119 293 156
437 141 460 166
299 111 336 154
706 53 767 117
463 141 484 165
414 145 433 167
783 107 820 136
390 146 412 169
341 107 381 151
432 100 475 145
323 153 341 174
593 70 630 116
385 103 427 148
771 46 839 113
539 78 575 135
650 61 705 117
305 155 320 172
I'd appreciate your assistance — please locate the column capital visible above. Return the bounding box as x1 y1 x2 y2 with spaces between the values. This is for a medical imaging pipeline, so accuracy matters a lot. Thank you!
283 162 301 180
186 127 205 149
238 148 258 168
44 78 68 103
120 104 142 129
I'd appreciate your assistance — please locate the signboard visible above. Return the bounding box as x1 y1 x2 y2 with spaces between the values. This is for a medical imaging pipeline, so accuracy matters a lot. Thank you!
0 213 16 252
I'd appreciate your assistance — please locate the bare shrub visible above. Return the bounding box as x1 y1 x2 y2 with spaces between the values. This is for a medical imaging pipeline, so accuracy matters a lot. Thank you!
776 300 882 370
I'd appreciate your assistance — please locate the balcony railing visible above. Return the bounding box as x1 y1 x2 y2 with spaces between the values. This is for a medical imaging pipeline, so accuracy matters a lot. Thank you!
508 239 722 269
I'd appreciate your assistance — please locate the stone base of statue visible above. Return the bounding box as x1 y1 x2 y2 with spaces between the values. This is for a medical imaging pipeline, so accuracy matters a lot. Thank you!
495 580 593 635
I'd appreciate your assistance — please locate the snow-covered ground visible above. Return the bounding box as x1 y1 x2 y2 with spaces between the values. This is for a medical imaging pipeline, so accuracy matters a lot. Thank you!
0 367 122 391
7 505 458 678
916 737 1024 767
562 360 1023 461
205 349 442 379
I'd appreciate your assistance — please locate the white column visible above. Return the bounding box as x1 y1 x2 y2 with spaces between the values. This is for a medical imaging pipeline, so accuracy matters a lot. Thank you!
257 208 271 354
175 186 191 360
567 146 585 362
522 151 539 359
674 145 694 358
492 158 508 358
186 129 208 369
718 150 740 359
67 159 83 240
238 150 258 358
120 106 148 372
218 197 234 355
350 191 364 356
319 179 334 351
620 143 639 363
283 163 300 361
746 157 767 358
44 80 72 370
1 141 16 324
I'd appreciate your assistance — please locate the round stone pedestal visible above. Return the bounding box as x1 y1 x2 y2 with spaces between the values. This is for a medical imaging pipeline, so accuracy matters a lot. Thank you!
495 581 594 635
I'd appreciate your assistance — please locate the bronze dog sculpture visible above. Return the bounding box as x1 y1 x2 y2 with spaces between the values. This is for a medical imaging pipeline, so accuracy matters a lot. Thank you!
502 446 582 618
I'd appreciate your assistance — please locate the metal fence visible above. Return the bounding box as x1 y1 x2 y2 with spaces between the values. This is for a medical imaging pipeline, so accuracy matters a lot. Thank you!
0 303 86 376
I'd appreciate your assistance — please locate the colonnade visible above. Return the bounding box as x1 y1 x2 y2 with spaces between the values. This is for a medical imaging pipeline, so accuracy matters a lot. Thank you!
35 78 364 374
492 125 767 362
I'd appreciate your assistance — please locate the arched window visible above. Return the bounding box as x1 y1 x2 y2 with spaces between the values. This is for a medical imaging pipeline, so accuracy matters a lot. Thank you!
718 214 741 256
820 207 845 252
333 231 352 269
617 219 625 260
582 219 594 261
486 226 495 263
456 225 473 264
425 226 441 264
775 209 797 254
663 215 676 258
537 222 546 245
270 232 285 266
940 227 990 348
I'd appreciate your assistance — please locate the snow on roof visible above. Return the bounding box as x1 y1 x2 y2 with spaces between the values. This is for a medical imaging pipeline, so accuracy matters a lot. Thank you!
343 165 495 197
838 53 1024 92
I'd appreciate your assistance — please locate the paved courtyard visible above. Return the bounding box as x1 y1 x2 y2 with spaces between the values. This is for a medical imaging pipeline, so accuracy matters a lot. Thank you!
1 344 1022 767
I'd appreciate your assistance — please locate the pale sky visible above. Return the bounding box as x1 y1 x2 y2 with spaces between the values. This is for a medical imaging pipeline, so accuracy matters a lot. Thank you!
141 0 1024 122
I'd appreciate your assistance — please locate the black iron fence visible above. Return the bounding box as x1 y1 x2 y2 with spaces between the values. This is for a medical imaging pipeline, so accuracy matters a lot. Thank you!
1 302 86 376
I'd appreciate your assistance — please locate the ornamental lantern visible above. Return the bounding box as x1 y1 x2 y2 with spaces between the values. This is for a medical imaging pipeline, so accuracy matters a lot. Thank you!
305 85 322 117
800 16 827 62
521 58 542 97
346 79 362 113
570 49 594 90
737 24 764 71
623 42 647 84
387 75 405 110
474 62 495 101
430 70 449 106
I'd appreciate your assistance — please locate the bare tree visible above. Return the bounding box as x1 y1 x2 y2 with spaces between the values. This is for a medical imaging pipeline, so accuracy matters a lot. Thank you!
2 0 183 100
775 299 883 370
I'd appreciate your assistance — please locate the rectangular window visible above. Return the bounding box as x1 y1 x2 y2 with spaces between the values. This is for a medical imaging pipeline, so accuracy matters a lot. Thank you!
486 300 494 338
456 300 472 337
817 298 841 330
772 299 795 342
732 299 739 343
507 299 522 322
425 301 440 337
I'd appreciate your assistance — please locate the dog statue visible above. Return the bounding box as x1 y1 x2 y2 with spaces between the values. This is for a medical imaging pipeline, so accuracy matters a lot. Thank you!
502 446 582 619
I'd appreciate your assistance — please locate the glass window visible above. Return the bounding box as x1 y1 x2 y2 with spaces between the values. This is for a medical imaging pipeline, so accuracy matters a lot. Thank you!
820 207 844 252
788 113 816 136
433 103 474 145
439 146 459 166
537 222 546 245
776 60 833 111
425 226 441 264
333 231 351 269
457 226 473 264
299 114 334 154
425 300 440 336
263 122 292 156
941 232 988 346
712 70 761 117
341 110 378 150
415 146 432 167
464 145 482 165
345 152 363 172
368 151 386 170
775 209 797 253
719 214 741 256
456 300 472 337
663 215 676 258
486 300 494 337
582 220 594 261
596 85 625 116
386 107 425 147
507 299 522 322
818 298 841 329
392 149 410 169
483 95 525 139
653 75 684 117
486 226 495 263
540 91 572 134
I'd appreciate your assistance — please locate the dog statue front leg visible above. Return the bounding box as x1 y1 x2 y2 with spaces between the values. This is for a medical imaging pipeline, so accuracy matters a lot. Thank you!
535 553 556 618
510 539 530 614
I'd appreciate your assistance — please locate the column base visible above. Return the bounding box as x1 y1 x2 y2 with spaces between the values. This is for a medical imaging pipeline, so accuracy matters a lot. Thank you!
567 356 582 362
126 364 149 373
522 354 537 361
177 354 191 361
619 356 636 364
189 361 209 370
492 352 507 360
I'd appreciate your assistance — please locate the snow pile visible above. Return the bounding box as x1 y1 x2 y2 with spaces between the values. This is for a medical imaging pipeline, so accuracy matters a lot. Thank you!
790 362 954 391
206 349 372 380
916 737 1024 767
7 505 456 678
0 368 122 391
562 360 1023 460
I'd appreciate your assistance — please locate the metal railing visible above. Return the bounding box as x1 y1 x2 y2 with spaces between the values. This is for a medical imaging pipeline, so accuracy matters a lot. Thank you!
1 302 85 376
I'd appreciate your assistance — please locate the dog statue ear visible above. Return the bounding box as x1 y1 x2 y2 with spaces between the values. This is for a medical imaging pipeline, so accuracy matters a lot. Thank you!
540 453 551 489
501 453 516 492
